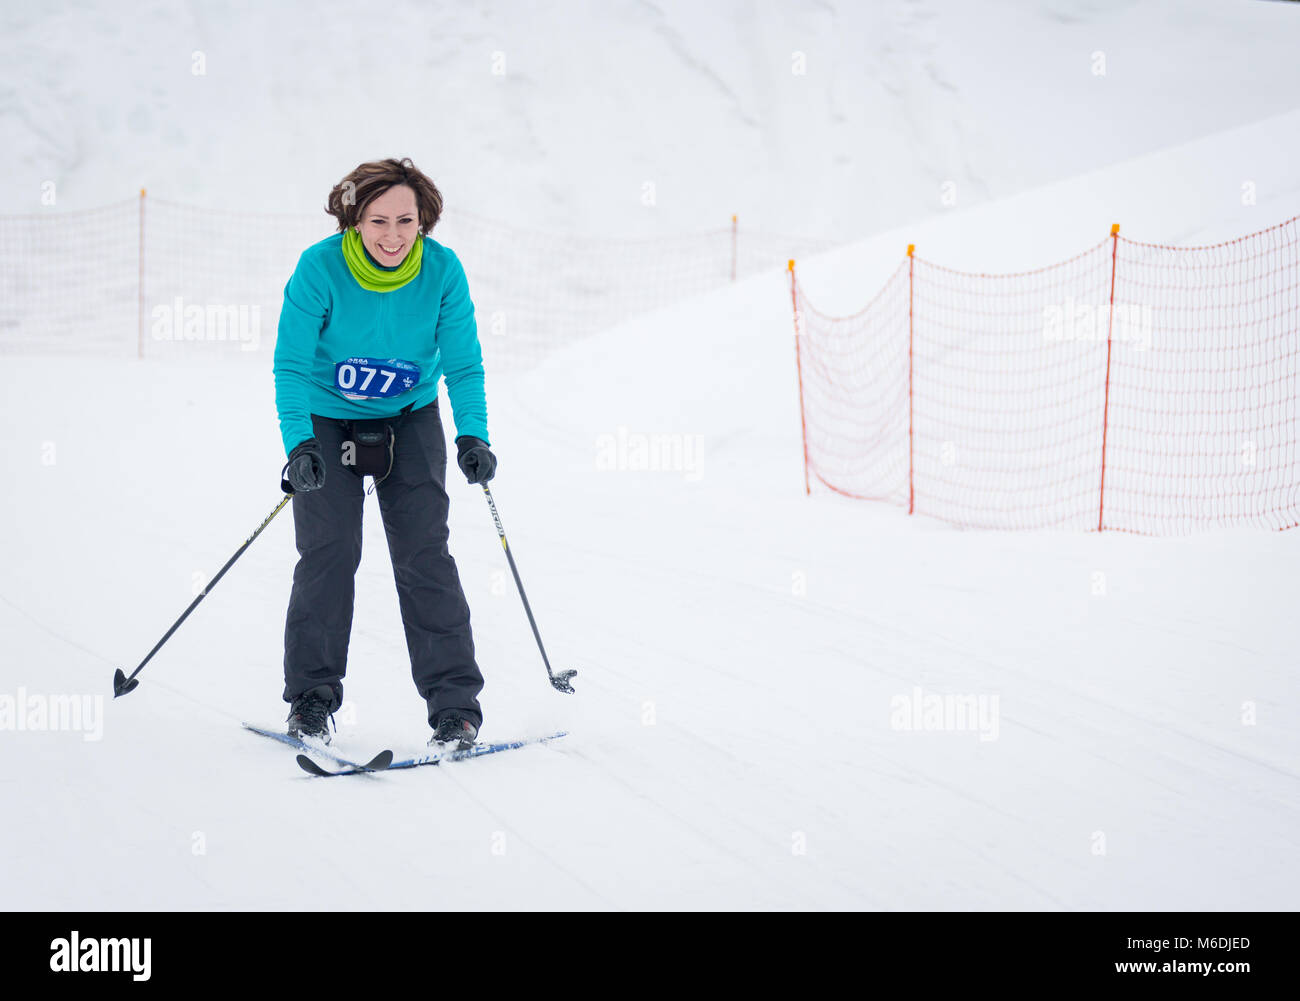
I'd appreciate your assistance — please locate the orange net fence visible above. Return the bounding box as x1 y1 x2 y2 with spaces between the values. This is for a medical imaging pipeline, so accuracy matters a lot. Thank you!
792 217 1300 534
0 194 833 369
0 199 139 354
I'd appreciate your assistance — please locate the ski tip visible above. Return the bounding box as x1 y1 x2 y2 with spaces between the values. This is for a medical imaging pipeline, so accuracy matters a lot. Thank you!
296 753 332 777
297 749 393 777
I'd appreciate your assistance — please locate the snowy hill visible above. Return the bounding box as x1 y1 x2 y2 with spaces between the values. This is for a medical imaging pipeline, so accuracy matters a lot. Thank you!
3 0 1300 241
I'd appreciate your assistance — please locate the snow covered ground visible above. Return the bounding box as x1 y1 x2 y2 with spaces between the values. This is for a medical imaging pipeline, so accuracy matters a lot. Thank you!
3 235 1297 909
2 0 1298 911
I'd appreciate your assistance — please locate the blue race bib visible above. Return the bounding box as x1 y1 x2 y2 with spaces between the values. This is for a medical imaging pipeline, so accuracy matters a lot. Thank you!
333 357 421 400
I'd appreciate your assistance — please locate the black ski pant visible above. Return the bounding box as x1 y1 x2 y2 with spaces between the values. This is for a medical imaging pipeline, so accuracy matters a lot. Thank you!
282 398 483 729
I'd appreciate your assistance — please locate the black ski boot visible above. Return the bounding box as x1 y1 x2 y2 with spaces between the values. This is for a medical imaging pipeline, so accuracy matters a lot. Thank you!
430 713 478 750
287 685 336 744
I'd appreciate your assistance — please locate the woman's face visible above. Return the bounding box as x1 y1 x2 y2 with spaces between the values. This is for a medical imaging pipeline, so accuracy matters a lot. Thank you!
356 184 420 265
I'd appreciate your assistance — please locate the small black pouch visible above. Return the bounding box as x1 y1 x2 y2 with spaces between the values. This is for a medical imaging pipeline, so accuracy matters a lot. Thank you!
341 417 395 485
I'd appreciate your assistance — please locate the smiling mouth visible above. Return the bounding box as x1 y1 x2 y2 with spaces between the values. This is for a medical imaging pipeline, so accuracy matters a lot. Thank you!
379 243 404 256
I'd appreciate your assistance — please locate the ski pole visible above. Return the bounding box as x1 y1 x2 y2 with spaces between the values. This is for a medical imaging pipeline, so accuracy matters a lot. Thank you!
113 488 294 697
481 484 577 694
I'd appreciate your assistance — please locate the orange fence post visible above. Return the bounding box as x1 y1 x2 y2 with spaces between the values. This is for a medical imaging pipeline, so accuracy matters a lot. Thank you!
907 243 916 516
1097 223 1120 531
137 188 146 360
790 259 811 496
730 214 738 282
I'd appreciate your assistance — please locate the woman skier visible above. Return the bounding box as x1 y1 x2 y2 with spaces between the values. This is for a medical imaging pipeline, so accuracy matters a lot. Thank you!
273 156 496 749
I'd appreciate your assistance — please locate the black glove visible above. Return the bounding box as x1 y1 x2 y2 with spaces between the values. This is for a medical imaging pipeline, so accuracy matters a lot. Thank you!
456 435 497 485
284 438 326 493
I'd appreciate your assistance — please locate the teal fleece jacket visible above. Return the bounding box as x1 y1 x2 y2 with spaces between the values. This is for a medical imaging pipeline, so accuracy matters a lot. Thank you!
272 233 488 456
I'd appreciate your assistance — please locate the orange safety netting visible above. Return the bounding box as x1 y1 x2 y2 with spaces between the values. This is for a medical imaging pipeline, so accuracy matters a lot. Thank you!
792 217 1300 534
0 195 833 370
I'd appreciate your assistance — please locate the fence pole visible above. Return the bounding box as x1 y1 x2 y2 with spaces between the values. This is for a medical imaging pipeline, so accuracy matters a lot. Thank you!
789 260 811 495
907 243 916 516
1097 223 1120 531
730 214 738 282
137 188 146 360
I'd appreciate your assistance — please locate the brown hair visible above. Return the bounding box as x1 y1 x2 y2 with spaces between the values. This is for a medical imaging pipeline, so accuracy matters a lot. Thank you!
325 157 444 235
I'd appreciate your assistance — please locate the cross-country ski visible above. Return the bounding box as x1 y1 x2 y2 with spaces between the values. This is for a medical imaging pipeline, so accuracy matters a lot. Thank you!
295 731 566 778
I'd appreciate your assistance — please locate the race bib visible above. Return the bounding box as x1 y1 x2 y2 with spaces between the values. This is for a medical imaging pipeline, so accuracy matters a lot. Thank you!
333 357 421 400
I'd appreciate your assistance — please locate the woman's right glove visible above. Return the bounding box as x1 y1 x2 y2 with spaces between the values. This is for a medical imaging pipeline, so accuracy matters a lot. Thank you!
283 438 326 493
456 436 497 485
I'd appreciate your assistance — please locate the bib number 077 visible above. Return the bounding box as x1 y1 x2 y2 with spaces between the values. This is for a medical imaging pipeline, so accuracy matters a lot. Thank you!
338 363 396 395
333 357 420 400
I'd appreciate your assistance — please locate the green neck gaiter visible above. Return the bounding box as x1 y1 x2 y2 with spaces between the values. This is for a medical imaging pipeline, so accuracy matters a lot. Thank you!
341 228 423 292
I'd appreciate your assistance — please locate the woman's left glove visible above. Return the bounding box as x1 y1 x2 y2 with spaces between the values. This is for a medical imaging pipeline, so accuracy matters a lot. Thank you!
284 438 327 493
455 436 497 485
